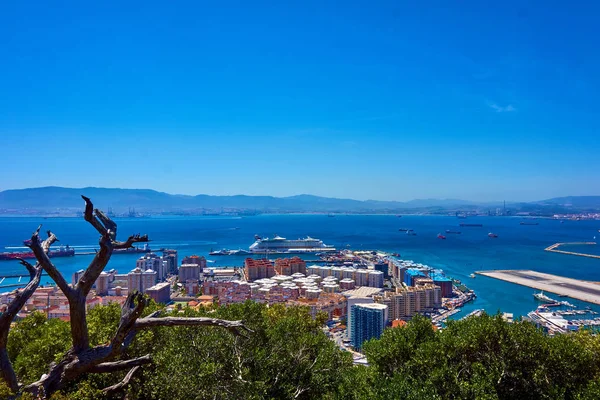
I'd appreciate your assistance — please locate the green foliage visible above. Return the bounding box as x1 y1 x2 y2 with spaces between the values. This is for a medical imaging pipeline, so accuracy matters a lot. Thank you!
0 381 14 399
360 312 600 400
132 301 352 400
7 311 71 385
6 304 600 399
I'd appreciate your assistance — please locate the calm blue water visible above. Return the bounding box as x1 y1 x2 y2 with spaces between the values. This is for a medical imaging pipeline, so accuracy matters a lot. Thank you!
1 215 600 319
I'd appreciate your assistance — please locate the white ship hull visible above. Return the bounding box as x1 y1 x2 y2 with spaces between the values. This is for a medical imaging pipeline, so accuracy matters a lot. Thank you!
249 235 336 254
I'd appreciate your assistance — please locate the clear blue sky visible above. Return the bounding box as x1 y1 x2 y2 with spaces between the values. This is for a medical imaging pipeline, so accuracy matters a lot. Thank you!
1 1 598 202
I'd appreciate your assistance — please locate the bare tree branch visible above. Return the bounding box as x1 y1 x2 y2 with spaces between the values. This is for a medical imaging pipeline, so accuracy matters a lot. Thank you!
76 234 112 296
113 234 149 249
90 355 151 374
101 366 141 394
27 227 71 298
8 196 253 399
110 292 148 352
0 261 43 393
94 208 117 239
81 195 108 236
16 257 37 282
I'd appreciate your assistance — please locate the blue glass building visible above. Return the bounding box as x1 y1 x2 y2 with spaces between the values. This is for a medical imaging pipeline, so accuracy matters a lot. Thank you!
350 303 388 350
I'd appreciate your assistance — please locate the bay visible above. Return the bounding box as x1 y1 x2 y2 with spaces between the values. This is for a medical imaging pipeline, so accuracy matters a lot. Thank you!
1 214 600 320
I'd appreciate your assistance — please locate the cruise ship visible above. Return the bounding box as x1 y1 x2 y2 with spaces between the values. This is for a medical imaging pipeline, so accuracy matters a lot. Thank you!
249 235 336 254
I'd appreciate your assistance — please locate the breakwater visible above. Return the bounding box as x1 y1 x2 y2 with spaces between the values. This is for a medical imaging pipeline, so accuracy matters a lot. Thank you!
545 242 600 259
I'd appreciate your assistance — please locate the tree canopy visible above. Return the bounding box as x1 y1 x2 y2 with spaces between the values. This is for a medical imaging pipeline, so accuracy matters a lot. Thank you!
4 306 600 399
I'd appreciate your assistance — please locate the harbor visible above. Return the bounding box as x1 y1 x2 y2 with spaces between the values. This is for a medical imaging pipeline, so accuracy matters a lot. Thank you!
476 270 600 305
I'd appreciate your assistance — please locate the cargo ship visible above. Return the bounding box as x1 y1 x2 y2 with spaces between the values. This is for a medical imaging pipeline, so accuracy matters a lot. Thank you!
249 235 335 254
0 245 75 261
113 244 153 254
460 223 483 227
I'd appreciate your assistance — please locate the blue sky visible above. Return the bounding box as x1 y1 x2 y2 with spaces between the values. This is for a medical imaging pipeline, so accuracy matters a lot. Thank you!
1 1 598 202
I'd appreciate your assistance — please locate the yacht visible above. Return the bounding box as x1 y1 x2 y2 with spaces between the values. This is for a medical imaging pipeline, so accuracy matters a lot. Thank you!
534 291 556 303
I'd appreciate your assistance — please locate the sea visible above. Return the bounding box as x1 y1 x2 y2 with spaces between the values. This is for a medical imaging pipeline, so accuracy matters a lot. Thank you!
1 214 600 320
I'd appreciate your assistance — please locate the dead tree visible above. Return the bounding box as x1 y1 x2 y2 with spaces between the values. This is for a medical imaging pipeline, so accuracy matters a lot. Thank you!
0 231 56 393
0 196 250 398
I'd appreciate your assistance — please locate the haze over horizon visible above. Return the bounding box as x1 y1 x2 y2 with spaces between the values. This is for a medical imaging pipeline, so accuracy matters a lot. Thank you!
1 1 598 202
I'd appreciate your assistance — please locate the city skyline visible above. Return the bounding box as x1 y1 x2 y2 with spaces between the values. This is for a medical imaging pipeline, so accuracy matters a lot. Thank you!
1 2 599 202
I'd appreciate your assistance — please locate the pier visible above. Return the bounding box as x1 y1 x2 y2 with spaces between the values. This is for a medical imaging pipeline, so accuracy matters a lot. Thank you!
544 242 600 259
476 270 600 305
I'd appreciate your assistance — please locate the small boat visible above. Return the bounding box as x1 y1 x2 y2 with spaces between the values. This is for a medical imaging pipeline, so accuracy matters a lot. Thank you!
445 230 461 234
437 233 446 240
469 273 476 278
534 291 556 303
407 231 417 236
520 221 539 225
398 228 412 232
488 232 498 238
230 249 252 255
392 252 401 257
209 249 231 256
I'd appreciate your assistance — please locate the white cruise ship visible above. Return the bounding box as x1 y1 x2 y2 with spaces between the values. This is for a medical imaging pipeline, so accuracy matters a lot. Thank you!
249 235 336 254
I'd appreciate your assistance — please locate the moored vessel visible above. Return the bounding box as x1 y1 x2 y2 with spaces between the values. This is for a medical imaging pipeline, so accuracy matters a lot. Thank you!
534 291 556 303
249 235 335 254
0 245 75 261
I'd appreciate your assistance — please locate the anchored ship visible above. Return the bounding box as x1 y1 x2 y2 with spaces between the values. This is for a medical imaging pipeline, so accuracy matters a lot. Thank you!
113 244 153 254
0 245 75 261
249 235 335 254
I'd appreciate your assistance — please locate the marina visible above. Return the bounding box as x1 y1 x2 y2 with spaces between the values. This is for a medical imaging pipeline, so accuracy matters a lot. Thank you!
477 270 600 305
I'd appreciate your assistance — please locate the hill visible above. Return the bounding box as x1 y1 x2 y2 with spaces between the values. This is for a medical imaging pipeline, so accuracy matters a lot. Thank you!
0 186 476 213
0 187 598 214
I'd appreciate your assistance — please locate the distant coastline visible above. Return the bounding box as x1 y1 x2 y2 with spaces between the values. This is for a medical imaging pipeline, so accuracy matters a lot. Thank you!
1 186 599 217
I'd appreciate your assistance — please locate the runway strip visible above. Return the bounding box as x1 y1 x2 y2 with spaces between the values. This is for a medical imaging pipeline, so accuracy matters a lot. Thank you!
476 269 600 305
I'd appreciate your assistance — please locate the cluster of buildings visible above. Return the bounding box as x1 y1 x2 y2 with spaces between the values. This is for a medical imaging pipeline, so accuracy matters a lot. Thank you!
340 257 463 350
1 244 465 355
0 285 126 321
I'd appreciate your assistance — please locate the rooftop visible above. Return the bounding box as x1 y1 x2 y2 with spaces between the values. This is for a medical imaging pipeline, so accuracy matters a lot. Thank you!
342 287 383 298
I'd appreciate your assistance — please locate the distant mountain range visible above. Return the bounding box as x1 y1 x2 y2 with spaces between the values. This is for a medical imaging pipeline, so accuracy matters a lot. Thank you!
0 187 598 214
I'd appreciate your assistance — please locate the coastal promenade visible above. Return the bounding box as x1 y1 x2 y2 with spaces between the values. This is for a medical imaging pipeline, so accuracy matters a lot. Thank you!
544 242 600 259
476 270 600 305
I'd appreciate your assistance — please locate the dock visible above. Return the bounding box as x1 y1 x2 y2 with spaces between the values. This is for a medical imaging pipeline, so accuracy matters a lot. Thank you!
476 269 600 305
545 242 600 259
